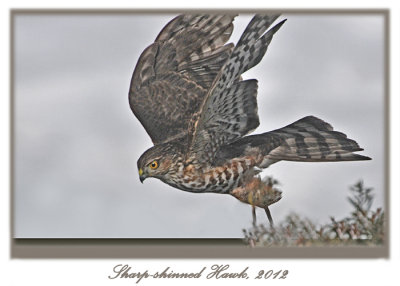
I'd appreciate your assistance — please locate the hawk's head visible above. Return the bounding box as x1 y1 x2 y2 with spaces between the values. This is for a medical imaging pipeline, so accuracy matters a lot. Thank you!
137 143 179 183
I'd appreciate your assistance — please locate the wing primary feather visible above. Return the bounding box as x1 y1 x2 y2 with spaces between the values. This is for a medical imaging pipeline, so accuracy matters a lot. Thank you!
189 15 286 162
129 14 237 145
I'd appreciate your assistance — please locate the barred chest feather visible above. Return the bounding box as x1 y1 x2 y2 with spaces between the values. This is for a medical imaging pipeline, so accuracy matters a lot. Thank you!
163 157 258 194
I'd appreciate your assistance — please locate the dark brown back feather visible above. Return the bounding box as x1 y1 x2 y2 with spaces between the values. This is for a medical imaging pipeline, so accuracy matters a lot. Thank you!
129 14 236 144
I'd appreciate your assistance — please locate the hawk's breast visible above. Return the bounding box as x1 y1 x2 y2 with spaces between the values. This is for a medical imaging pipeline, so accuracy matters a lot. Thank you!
166 157 258 194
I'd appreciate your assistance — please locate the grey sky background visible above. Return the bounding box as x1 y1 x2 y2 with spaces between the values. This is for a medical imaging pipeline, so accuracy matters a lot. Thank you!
13 12 385 238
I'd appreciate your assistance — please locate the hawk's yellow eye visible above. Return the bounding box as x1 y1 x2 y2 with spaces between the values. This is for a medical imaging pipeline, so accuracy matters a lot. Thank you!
149 161 158 169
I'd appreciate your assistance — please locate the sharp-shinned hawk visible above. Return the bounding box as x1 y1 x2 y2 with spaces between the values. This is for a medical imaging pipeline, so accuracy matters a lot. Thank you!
128 14 371 225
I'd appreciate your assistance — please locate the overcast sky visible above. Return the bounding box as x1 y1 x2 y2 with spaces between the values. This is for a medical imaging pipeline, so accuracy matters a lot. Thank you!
13 12 385 238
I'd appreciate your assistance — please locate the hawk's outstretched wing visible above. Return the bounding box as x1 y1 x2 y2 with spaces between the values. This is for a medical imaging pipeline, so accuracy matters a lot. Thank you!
129 14 236 145
189 15 286 163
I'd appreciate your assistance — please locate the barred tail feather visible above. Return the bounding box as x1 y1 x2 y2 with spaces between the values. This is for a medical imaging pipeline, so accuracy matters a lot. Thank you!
264 116 371 163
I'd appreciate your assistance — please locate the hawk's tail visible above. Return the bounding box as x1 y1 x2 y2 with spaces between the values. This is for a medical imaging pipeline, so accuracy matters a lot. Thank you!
257 116 371 167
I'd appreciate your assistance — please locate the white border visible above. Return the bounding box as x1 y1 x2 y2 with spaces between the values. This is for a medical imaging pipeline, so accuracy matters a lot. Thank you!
2 1 399 285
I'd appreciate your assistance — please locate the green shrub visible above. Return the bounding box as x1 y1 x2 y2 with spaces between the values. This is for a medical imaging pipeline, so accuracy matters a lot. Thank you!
243 180 384 247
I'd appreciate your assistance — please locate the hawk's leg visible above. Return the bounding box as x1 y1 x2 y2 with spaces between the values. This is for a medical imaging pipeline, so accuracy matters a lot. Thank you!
265 207 274 227
231 175 282 228
252 205 257 226
252 205 274 227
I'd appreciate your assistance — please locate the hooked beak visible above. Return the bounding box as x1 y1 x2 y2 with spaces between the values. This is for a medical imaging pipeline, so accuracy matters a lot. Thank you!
138 168 146 183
